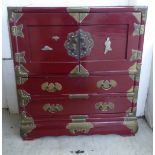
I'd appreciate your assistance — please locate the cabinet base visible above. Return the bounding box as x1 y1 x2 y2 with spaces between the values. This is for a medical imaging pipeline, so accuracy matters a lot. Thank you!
21 117 138 140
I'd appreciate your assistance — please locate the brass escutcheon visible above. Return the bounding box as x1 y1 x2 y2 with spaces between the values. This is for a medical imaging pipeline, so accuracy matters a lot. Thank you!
96 80 117 90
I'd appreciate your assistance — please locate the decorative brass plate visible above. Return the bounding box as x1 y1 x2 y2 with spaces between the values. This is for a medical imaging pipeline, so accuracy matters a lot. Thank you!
95 102 114 111
127 86 139 104
133 23 144 36
20 111 36 137
11 24 24 38
67 7 90 23
128 63 141 82
130 49 142 61
64 29 94 59
15 65 29 85
96 80 117 90
15 51 26 63
10 12 23 23
41 82 62 92
18 89 31 107
69 64 89 77
43 103 63 113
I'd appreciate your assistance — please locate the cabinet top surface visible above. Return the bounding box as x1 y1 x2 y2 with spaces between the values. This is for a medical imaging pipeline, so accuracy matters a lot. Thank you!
7 6 147 13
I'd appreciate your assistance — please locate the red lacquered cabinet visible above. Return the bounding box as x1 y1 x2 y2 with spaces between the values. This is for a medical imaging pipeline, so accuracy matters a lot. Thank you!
8 6 147 140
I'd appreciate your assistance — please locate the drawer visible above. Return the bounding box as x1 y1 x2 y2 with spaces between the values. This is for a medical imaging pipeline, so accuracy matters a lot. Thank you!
20 94 133 118
21 112 137 139
18 74 134 95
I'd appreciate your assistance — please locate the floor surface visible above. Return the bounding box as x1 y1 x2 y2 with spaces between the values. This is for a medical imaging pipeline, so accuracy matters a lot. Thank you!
2 109 153 155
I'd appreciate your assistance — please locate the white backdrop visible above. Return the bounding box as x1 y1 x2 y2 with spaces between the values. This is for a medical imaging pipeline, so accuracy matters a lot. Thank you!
2 0 153 116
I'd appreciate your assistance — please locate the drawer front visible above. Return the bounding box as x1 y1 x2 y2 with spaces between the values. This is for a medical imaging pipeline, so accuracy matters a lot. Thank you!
17 75 134 95
21 113 136 139
21 94 133 117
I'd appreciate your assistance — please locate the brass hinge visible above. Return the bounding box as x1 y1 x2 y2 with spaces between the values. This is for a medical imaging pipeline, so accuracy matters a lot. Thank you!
11 24 24 38
15 51 26 63
130 49 142 61
133 23 145 36
18 89 31 107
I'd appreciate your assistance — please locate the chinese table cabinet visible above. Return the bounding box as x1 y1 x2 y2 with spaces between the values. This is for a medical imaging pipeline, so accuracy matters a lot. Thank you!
8 6 147 140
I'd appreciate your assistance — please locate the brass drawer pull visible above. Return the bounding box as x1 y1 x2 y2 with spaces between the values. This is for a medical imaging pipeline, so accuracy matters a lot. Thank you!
41 82 62 92
66 122 94 134
66 115 93 134
43 104 63 113
69 94 89 99
96 80 117 90
95 102 114 111
70 115 88 122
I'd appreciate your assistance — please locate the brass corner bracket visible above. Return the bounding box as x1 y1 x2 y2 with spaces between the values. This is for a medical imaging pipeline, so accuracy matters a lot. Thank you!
67 7 90 23
123 117 138 134
20 111 36 137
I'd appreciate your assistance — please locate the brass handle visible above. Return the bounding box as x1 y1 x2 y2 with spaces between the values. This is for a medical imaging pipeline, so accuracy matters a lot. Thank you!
69 94 89 99
66 114 93 134
41 82 62 92
96 80 117 90
95 102 114 111
43 104 63 113
66 122 94 134
70 115 88 122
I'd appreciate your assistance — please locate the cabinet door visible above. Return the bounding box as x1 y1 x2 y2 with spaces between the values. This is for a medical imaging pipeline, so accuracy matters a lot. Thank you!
9 12 80 76
79 12 143 75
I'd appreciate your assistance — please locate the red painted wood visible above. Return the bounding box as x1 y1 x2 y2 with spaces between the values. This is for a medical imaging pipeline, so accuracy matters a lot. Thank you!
23 117 134 140
24 94 132 117
9 9 140 76
18 74 134 95
8 7 147 140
